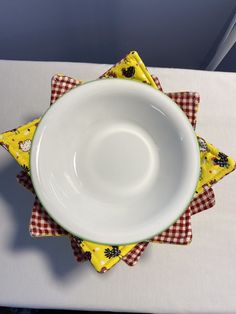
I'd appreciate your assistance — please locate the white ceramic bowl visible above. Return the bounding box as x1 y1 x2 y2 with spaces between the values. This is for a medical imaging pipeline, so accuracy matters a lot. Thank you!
30 79 200 245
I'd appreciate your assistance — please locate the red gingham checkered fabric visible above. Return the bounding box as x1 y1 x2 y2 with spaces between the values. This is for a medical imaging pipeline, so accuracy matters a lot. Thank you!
16 73 215 267
70 236 89 262
167 92 199 129
50 74 81 105
151 75 163 91
16 171 34 193
153 207 192 244
122 241 149 266
190 185 215 215
31 197 67 236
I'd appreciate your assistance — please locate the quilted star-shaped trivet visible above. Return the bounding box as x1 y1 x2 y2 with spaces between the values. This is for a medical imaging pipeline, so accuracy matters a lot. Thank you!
16 73 215 269
0 51 235 273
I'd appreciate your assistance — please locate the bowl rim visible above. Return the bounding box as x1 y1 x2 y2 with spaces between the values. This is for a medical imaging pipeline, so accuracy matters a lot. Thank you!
30 78 200 245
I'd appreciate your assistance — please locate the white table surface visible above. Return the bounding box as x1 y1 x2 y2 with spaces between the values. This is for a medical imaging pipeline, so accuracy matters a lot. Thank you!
0 60 236 313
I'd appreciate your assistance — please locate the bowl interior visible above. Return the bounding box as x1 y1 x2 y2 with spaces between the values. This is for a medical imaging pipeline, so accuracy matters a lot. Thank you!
30 79 199 244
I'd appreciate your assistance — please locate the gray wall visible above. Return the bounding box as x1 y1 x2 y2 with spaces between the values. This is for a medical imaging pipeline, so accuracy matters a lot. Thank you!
0 0 236 70
217 42 236 71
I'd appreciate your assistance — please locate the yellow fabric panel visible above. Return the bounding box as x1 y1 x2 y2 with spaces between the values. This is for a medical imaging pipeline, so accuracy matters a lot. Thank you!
196 137 235 194
80 241 136 273
0 119 40 170
101 51 157 89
